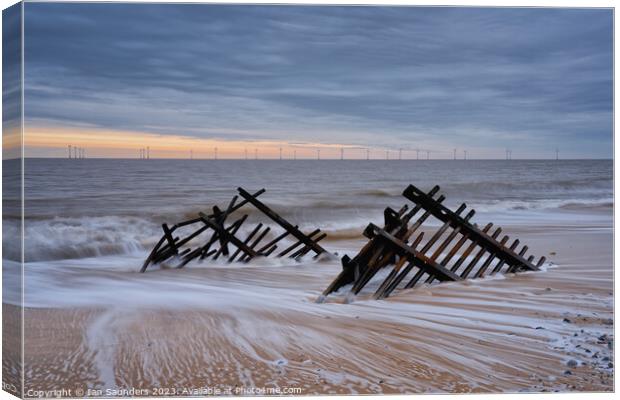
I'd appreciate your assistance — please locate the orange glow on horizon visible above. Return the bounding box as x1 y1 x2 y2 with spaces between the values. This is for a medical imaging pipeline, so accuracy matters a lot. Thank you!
24 125 370 159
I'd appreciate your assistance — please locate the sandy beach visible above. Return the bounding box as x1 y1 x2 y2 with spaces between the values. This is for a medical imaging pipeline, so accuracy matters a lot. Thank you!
5 210 613 396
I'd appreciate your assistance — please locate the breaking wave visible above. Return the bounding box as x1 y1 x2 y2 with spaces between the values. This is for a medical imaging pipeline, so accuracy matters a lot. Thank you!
3 216 160 262
6 194 612 264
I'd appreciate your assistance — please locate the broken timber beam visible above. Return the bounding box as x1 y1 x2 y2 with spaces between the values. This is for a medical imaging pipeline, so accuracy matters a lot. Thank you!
365 224 461 282
237 187 327 256
141 188 328 272
402 185 538 272
198 212 259 259
319 184 545 302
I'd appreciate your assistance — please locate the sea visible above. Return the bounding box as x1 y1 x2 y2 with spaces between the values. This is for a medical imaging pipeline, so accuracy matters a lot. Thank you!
2 158 613 308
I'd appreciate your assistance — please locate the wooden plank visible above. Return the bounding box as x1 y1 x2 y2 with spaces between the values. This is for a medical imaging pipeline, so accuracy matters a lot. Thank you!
151 236 180 263
460 227 502 279
366 223 461 282
317 256 357 303
140 235 166 273
437 234 469 270
491 238 519 274
176 247 203 269
430 209 475 261
229 223 263 262
278 229 320 257
507 245 529 272
199 231 219 259
295 233 327 259
175 225 210 249
249 226 271 249
349 236 394 294
277 240 303 257
149 223 210 266
226 189 265 213
263 244 278 257
374 232 425 299
449 223 493 274
404 204 467 288
256 229 292 254
172 217 203 229
403 185 538 271
178 189 265 230
401 185 440 223
203 249 217 258
198 212 258 259
351 192 433 275
238 226 272 262
238 187 327 255
290 230 322 258
474 234 509 278
213 214 245 260
162 223 178 255
319 186 440 299
423 210 476 284
178 219 240 266
352 194 448 294
141 190 267 271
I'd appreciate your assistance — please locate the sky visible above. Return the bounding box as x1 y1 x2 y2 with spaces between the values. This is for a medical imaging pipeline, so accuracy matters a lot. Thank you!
18 4 613 159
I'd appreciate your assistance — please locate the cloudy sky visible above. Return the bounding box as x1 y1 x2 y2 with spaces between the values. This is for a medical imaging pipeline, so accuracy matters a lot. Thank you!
22 4 612 159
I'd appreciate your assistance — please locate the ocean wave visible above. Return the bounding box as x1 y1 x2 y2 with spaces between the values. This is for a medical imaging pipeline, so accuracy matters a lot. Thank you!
444 177 611 194
558 201 613 211
322 227 365 241
353 189 398 198
8 194 611 263
11 214 361 263
6 216 160 262
473 198 613 212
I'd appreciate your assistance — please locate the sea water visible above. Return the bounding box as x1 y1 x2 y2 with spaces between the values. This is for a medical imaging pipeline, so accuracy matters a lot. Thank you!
2 158 612 308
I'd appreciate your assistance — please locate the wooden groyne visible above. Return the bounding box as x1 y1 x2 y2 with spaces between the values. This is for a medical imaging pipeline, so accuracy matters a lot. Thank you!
142 184 548 304
141 187 328 272
318 184 545 302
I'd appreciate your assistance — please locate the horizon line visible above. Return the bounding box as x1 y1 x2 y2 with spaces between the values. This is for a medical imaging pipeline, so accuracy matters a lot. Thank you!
4 157 613 161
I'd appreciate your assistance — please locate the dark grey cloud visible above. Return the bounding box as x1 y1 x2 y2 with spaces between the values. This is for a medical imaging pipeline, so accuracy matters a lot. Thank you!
3 3 21 130
24 4 612 158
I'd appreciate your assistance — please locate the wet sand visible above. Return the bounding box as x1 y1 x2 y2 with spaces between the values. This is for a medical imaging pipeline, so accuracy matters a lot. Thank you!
5 217 614 396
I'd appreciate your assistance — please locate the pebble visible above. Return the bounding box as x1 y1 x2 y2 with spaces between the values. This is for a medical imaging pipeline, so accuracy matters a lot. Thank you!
564 370 572 375
608 362 614 368
535 326 545 330
563 318 571 323
567 359 578 368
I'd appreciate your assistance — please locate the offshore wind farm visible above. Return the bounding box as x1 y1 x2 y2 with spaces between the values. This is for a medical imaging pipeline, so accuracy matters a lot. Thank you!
62 143 561 161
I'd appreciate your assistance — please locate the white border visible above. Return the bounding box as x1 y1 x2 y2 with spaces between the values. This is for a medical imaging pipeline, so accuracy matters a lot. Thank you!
0 2 615 400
